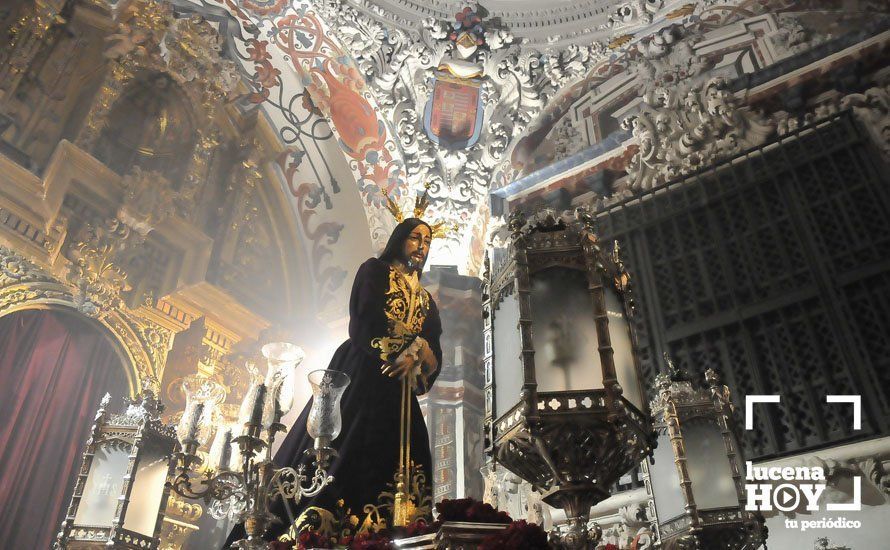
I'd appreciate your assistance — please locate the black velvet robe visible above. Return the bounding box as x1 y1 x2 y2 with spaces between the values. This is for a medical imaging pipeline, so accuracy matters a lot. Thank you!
250 257 442 542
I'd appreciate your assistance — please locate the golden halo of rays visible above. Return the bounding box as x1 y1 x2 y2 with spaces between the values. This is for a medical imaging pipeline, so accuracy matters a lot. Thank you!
382 183 457 238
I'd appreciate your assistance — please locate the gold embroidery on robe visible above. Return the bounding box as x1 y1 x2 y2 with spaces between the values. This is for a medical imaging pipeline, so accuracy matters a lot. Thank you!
371 267 430 362
284 499 381 543
282 464 431 542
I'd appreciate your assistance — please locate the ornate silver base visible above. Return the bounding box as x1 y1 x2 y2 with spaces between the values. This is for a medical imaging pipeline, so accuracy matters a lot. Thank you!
543 483 610 549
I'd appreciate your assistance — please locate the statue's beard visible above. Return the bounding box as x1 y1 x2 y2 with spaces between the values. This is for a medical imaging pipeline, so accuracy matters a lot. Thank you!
403 252 424 272
406 257 423 272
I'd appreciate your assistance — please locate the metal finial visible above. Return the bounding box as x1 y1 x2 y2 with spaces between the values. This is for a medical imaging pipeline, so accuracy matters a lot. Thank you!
662 352 686 381
704 368 720 387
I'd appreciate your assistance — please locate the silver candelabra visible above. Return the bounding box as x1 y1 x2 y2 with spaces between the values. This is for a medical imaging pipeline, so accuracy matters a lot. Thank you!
168 343 349 549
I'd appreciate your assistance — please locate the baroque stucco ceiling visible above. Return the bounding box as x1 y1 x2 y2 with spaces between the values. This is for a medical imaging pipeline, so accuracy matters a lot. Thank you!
351 0 657 46
194 0 687 283
168 0 886 319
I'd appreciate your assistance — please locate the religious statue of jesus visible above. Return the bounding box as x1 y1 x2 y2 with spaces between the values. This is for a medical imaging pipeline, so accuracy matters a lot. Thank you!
226 211 444 546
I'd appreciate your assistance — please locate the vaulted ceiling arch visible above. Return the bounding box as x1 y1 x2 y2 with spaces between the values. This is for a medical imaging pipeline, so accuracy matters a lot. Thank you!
162 0 411 319
205 0 890 292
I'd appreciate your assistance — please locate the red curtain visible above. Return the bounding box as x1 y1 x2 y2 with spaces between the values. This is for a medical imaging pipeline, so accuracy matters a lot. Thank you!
0 309 129 549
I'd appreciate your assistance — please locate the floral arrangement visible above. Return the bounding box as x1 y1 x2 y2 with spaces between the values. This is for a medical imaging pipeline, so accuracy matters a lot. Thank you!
285 498 548 549
287 518 435 550
479 519 549 549
433 497 512 525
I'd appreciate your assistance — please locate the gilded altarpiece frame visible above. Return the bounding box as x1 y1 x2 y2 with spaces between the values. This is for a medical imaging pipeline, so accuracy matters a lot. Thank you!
0 244 171 395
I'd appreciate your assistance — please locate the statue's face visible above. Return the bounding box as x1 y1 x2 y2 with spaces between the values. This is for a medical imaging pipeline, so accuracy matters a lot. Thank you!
403 224 431 271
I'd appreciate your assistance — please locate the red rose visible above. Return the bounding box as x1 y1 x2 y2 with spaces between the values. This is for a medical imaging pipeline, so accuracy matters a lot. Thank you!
296 529 333 549
479 520 548 550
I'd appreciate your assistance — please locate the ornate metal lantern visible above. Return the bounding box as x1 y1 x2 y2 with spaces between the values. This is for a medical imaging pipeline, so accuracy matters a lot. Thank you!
648 358 767 549
483 208 654 548
55 391 177 549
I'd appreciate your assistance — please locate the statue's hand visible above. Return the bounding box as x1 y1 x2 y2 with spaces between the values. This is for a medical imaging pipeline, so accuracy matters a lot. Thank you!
381 348 419 379
414 337 438 372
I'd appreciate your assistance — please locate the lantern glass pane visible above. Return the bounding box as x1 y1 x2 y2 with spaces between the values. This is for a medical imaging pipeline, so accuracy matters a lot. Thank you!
123 436 170 536
493 291 522 416
651 429 686 522
684 416 739 510
604 286 644 410
73 439 132 527
531 268 602 392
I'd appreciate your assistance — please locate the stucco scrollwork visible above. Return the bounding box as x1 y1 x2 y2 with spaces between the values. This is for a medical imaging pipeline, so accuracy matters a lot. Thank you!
0 246 74 315
605 0 665 32
80 0 239 152
622 77 776 192
162 14 241 100
775 81 890 161
64 218 135 319
860 454 890 500
119 166 177 236
1 245 58 285
315 0 610 267
103 1 239 99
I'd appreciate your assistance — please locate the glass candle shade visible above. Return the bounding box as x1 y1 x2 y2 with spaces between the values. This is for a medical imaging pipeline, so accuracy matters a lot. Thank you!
208 423 236 472
261 342 305 427
176 375 225 449
306 369 350 449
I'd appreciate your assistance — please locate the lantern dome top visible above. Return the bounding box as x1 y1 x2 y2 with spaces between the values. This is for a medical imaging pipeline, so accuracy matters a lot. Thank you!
486 206 633 312
505 206 598 241
650 364 733 423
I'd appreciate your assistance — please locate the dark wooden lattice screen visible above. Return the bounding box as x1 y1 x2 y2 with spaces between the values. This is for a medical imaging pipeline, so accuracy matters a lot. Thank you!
596 112 890 460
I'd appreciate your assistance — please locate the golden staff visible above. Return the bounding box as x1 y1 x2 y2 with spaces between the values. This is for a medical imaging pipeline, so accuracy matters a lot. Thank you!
393 374 414 526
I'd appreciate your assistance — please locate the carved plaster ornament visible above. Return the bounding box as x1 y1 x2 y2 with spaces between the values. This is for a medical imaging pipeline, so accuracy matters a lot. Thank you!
606 0 665 32
630 527 656 550
103 0 172 61
103 1 238 100
447 6 485 61
482 466 500 507
520 481 549 526
838 84 890 158
622 77 776 192
772 81 890 160
163 15 240 97
0 246 55 285
767 15 812 56
860 454 890 500
118 167 177 236
64 218 138 318
637 25 681 59
548 121 585 163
